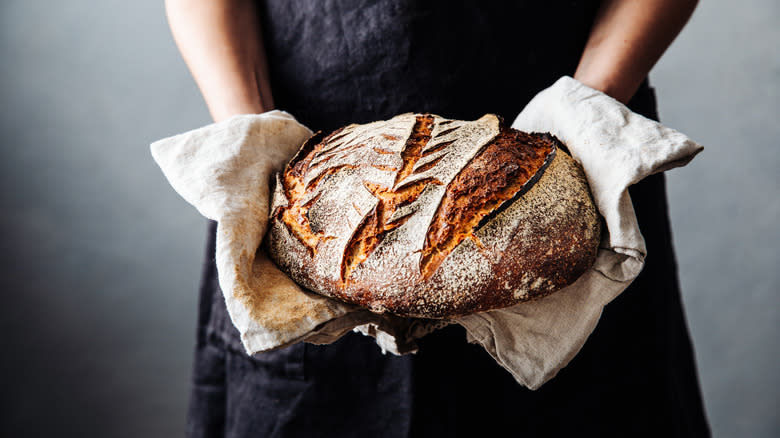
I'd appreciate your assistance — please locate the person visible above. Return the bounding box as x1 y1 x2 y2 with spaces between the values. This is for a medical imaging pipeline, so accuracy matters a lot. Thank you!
165 1 710 436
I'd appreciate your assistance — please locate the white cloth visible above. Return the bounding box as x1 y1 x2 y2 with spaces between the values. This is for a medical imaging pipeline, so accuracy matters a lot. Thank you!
151 112 352 353
151 77 702 389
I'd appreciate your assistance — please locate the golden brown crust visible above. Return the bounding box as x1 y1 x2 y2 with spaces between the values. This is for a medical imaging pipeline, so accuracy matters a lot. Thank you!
341 115 436 282
266 113 601 318
420 129 555 278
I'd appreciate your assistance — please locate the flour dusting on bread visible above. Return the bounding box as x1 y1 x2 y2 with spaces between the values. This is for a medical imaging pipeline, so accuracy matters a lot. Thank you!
266 113 600 318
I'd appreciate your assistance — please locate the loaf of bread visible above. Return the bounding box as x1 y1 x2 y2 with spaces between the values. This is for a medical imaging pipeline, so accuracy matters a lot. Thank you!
265 113 601 318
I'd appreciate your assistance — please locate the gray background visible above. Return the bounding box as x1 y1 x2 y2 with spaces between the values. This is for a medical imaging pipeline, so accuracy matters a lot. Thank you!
0 0 777 437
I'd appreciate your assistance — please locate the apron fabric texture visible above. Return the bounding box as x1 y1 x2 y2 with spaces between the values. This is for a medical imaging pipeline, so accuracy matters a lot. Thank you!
185 1 710 437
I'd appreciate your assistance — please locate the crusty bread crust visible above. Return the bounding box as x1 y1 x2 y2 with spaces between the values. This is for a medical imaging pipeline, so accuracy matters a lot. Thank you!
266 113 600 318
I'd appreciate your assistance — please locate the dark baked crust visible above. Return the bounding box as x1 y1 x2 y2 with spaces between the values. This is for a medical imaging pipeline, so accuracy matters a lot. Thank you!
266 113 601 318
420 129 556 278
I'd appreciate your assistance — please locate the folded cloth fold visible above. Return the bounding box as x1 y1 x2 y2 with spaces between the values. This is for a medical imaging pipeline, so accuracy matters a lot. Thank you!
152 112 353 353
151 77 702 389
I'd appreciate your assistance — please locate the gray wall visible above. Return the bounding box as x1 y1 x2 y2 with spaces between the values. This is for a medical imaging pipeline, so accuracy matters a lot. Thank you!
0 1 776 437
1 1 207 437
653 0 780 436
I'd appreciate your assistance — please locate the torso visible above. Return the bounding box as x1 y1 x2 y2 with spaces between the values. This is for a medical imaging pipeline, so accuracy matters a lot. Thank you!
186 2 710 436
258 0 602 130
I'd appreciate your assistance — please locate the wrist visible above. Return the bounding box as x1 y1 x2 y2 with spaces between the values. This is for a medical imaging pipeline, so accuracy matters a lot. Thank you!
573 69 642 105
210 102 265 123
208 88 273 122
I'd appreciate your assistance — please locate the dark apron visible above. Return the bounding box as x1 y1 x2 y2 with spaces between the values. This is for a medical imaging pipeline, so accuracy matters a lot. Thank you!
185 1 710 437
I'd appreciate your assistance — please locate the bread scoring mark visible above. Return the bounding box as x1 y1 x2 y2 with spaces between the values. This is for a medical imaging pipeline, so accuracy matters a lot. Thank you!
317 129 359 154
434 126 459 138
324 129 350 145
393 116 493 190
341 204 383 282
474 137 558 230
341 115 436 282
372 147 396 155
275 114 415 280
303 122 409 190
419 129 556 278
394 114 434 185
385 178 443 224
344 114 501 296
310 140 368 167
278 132 326 254
421 139 456 157
309 170 384 283
472 148 601 303
412 154 446 174
304 164 359 191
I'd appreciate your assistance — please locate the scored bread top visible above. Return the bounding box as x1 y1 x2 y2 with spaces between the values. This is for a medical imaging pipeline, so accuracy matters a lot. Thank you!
267 113 600 318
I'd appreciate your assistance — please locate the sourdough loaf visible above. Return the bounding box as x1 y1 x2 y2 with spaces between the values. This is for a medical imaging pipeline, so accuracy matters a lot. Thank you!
266 113 601 318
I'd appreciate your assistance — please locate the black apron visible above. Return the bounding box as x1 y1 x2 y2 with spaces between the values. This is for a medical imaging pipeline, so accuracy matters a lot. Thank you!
185 2 710 437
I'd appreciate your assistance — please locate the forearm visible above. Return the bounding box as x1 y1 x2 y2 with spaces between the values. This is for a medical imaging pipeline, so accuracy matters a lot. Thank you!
165 0 274 121
574 0 698 103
